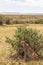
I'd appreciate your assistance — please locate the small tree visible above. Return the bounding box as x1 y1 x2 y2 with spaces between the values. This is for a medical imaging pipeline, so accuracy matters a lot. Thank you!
6 18 11 25
6 26 43 60
0 16 3 25
0 20 3 25
35 19 43 24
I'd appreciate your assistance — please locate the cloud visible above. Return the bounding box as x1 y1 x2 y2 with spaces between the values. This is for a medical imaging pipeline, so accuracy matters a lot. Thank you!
1 0 43 6
15 0 26 2
0 0 43 13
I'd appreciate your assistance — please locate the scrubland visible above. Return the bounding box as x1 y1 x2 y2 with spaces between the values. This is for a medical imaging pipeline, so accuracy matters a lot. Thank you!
0 24 43 65
0 15 43 65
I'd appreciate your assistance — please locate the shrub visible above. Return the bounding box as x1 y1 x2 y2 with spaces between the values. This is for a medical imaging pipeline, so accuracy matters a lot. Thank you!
0 16 3 25
13 20 19 24
35 19 43 24
13 20 34 24
6 18 11 25
0 20 3 25
6 26 43 59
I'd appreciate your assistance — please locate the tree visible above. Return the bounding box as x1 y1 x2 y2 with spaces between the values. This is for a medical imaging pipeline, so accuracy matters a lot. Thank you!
0 16 3 25
6 18 11 25
6 26 43 60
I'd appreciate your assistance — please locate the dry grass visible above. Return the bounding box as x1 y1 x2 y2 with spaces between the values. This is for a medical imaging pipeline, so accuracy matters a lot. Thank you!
0 24 43 65
0 60 43 65
1 15 43 24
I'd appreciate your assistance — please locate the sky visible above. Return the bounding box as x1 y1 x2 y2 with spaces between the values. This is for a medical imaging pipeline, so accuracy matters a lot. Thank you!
0 0 43 14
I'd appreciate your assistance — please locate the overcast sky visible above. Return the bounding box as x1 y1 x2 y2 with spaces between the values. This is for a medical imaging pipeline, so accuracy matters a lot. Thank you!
0 0 43 14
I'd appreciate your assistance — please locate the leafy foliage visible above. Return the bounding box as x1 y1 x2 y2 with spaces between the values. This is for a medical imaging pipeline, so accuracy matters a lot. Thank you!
0 16 3 25
6 26 43 58
35 19 43 24
6 18 11 25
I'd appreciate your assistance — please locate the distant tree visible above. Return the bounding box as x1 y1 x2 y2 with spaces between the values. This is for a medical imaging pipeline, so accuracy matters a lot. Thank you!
0 16 3 25
0 20 3 25
35 19 43 24
6 18 11 25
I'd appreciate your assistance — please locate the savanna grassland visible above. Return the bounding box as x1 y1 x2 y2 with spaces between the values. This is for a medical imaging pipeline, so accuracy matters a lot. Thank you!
0 15 43 65
1 14 43 24
0 24 43 65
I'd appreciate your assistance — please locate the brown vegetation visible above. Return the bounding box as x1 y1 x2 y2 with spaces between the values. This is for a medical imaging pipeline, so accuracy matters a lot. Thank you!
0 15 43 25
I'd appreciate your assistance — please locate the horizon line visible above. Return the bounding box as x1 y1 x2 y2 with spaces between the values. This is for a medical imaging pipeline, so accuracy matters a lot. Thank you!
0 12 43 15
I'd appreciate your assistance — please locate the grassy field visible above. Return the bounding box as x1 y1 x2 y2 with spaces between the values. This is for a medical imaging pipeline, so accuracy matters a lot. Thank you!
0 24 43 65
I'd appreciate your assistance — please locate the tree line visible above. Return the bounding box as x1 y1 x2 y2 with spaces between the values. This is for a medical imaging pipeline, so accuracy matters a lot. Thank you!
0 15 43 25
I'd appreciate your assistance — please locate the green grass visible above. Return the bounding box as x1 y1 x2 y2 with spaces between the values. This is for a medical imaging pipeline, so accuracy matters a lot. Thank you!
0 24 43 65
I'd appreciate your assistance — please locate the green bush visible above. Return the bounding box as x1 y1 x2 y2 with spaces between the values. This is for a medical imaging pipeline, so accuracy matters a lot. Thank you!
35 19 43 24
13 20 34 24
6 26 43 59
0 20 3 25
13 20 25 24
13 20 19 24
0 16 3 25
5 18 11 25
